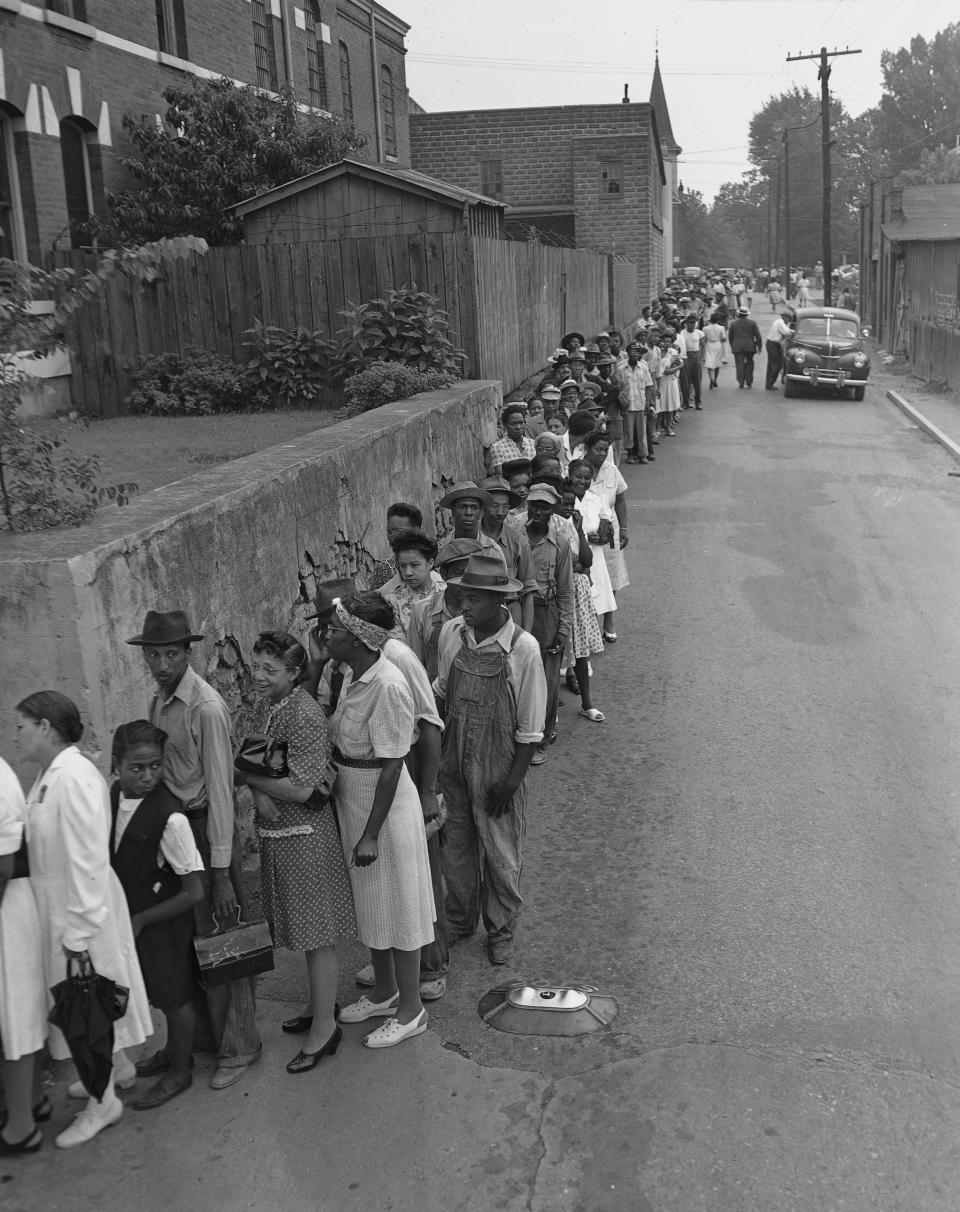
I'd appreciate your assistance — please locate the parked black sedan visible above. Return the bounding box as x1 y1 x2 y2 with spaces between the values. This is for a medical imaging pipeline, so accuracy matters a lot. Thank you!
783 307 871 400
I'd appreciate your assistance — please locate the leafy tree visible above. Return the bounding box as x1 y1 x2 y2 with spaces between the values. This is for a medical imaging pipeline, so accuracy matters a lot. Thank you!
80 79 365 246
875 22 960 176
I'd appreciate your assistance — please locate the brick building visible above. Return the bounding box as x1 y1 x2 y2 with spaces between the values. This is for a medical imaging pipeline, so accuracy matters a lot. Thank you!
0 0 411 262
408 81 678 304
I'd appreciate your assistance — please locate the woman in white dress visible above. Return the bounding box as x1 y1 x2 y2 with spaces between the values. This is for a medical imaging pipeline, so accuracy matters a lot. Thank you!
15 691 152 1150
702 313 727 389
581 431 629 641
0 756 48 1157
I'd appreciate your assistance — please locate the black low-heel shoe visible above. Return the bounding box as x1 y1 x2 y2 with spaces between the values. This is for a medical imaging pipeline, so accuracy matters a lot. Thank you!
282 1003 340 1034
0 1127 43 1156
286 1026 342 1074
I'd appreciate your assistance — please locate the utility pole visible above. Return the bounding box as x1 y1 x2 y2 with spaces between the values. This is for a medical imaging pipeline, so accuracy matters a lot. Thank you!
786 46 861 306
783 130 791 299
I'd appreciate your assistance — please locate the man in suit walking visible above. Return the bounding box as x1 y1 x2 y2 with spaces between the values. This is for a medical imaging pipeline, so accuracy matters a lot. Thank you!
727 307 763 389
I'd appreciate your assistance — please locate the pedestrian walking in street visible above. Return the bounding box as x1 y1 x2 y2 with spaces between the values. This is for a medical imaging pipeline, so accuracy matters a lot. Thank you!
327 594 436 1049
434 552 547 966
0 755 48 1158
703 313 727 389
727 307 763 388
767 279 783 311
240 633 355 1075
16 692 153 1148
130 609 262 1090
107 722 204 1109
765 310 794 390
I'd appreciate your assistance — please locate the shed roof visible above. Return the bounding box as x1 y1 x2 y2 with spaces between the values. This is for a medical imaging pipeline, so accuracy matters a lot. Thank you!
881 184 960 242
231 157 506 219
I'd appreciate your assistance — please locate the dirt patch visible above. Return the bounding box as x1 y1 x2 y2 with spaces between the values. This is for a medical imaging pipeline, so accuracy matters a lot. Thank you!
25 408 348 497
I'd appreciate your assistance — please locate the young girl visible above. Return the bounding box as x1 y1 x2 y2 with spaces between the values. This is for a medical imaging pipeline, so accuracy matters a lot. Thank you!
556 481 605 721
109 721 204 1111
378 531 444 636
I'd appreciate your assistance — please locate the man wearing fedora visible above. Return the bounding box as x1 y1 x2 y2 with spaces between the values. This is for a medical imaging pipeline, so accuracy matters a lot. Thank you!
439 482 504 560
479 476 537 631
433 552 547 966
728 306 763 389
128 610 261 1089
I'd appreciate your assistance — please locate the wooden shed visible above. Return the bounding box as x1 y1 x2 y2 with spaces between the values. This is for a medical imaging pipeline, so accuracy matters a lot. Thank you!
233 157 505 244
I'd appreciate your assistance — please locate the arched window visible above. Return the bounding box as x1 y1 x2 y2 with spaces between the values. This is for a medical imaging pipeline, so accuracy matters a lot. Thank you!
60 119 94 247
304 3 329 110
380 64 396 159
0 108 27 261
339 41 353 126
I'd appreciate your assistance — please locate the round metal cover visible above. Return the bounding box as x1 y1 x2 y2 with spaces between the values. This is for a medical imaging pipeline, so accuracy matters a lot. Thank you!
479 982 619 1036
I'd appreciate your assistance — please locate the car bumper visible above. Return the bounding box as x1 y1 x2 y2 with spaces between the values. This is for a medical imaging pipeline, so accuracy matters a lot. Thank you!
785 370 870 388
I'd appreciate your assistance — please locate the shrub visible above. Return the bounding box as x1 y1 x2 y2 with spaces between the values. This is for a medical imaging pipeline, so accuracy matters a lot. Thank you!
329 286 465 382
126 348 248 416
242 320 334 408
344 362 457 412
1 363 138 532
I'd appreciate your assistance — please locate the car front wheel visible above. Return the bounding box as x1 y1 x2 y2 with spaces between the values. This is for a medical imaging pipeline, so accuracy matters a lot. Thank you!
783 379 798 398
851 385 865 401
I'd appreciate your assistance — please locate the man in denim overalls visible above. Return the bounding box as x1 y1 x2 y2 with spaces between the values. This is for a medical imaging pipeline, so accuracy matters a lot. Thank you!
434 552 547 966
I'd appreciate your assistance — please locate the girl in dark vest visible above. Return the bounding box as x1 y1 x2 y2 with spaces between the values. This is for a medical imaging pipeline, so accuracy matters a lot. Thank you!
109 721 204 1111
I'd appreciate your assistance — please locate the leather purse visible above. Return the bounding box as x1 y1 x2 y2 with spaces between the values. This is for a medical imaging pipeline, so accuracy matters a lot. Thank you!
194 909 275 988
234 735 288 779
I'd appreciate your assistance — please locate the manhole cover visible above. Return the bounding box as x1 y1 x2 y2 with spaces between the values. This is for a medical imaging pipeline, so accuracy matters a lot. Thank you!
479 982 619 1036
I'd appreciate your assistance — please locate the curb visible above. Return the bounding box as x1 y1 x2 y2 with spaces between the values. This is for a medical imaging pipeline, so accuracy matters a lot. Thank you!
886 388 960 464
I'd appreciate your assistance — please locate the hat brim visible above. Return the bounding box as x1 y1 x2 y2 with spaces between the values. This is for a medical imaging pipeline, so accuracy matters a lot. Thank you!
440 489 494 509
445 574 523 595
126 632 205 646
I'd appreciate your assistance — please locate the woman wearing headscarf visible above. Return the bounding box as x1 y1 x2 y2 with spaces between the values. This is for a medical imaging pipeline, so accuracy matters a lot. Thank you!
239 631 356 1074
15 691 152 1149
325 595 435 1049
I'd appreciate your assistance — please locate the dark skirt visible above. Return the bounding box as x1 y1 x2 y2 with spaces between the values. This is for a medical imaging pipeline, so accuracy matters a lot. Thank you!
136 910 197 1012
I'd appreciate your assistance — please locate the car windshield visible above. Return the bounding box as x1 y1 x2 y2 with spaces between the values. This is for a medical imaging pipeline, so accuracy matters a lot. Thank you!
796 316 859 341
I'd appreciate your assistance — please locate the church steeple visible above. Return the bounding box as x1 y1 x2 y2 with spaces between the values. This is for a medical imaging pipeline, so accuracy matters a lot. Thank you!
649 53 681 155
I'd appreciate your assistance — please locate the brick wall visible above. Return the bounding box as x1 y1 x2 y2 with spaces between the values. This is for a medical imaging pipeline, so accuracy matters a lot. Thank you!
410 103 667 303
0 0 410 260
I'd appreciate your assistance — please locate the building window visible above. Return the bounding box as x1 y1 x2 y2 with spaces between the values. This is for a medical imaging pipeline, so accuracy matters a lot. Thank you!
480 159 503 201
45 0 87 18
600 160 622 197
339 42 354 126
156 0 188 59
304 4 329 110
251 0 279 92
0 111 27 262
380 65 396 158
60 119 93 248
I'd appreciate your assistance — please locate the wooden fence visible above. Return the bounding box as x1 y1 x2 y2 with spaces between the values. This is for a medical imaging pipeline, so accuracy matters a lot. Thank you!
49 234 640 416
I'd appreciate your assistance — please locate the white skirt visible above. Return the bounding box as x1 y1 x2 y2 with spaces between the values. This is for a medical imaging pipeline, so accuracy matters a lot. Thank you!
0 880 48 1060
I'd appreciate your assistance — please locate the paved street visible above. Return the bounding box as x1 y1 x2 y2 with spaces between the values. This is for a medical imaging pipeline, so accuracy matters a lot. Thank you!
8 358 960 1212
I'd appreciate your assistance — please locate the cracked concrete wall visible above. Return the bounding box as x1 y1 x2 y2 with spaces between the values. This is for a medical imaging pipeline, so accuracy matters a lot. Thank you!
1 381 500 788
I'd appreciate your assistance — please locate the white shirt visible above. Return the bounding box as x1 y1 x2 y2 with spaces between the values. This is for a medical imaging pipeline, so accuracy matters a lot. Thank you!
766 316 792 343
114 795 205 876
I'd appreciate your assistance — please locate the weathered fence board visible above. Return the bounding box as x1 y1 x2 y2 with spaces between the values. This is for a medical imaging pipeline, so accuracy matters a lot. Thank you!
47 234 634 415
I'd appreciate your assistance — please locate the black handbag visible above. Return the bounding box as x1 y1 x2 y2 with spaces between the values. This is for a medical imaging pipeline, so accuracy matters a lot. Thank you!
234 735 288 779
194 909 275 988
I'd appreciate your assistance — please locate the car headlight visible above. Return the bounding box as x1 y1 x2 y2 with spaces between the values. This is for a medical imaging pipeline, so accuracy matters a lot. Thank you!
790 350 807 364
852 354 868 368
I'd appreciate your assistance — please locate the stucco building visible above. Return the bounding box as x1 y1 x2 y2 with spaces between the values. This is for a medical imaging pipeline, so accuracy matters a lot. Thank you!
408 69 679 304
0 0 411 261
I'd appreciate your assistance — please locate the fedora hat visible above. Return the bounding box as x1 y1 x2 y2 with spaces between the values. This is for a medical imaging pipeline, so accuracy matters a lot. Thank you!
445 552 522 595
439 481 494 510
436 537 485 571
479 476 522 509
560 331 586 350
127 610 204 647
304 577 356 621
540 384 562 399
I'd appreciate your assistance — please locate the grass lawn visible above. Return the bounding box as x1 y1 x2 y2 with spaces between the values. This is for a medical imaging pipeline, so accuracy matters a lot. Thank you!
31 408 344 496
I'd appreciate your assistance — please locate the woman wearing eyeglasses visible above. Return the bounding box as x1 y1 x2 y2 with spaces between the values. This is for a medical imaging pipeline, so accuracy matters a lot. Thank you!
237 631 356 1076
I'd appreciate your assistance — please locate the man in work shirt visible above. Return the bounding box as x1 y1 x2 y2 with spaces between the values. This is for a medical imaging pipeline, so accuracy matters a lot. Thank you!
764 309 794 390
434 551 547 966
619 341 655 463
679 314 705 409
129 609 261 1090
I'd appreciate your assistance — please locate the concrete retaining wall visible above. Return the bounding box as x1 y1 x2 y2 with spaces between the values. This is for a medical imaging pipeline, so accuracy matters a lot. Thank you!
1 381 500 782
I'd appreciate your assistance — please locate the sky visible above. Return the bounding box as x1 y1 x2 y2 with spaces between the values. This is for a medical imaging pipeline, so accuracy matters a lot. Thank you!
394 0 959 203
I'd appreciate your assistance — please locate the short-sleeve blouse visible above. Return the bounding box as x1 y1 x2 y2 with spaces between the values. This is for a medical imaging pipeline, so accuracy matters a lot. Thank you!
251 686 330 800
590 462 628 510
330 656 416 761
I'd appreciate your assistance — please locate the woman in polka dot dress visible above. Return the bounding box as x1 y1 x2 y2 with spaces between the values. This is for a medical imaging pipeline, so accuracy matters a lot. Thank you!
238 631 356 1075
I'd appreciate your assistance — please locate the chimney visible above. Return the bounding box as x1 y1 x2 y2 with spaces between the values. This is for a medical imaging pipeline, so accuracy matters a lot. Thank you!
622 83 630 104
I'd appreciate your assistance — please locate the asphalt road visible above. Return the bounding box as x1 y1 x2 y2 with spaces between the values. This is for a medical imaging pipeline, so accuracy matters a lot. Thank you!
9 356 960 1212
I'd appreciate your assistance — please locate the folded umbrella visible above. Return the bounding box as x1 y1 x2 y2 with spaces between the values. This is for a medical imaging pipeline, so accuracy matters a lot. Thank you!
48 956 129 1102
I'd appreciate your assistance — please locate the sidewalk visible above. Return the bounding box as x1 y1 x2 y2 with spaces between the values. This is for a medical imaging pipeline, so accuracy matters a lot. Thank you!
879 357 960 463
